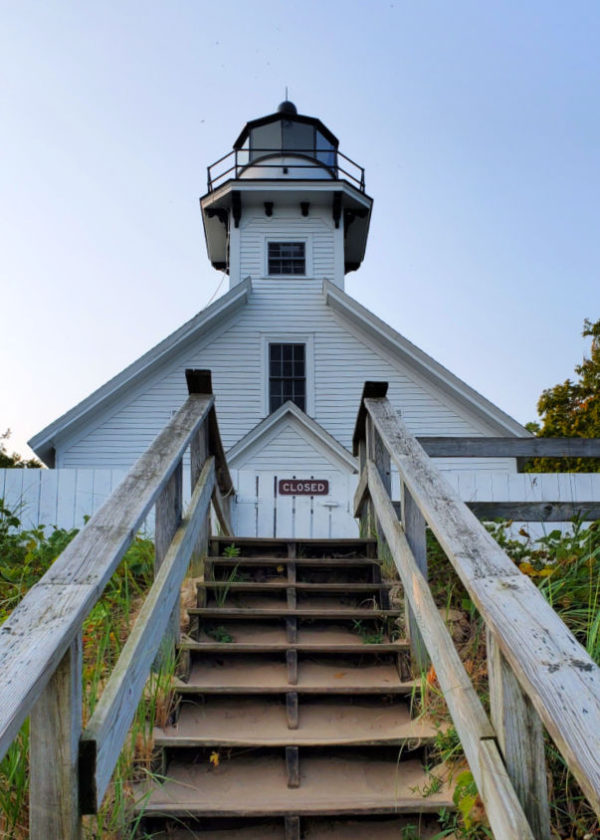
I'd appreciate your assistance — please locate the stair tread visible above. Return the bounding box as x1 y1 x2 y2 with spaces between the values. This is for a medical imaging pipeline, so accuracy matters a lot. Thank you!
190 608 401 618
150 827 284 840
212 537 376 546
210 557 378 567
184 641 405 653
192 624 406 648
202 596 388 612
199 582 389 591
177 660 414 694
155 698 436 747
150 819 447 840
135 755 452 815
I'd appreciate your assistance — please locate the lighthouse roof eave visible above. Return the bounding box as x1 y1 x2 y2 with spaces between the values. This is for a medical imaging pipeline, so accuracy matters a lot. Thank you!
233 110 339 151
28 278 253 465
321 280 529 440
200 179 373 273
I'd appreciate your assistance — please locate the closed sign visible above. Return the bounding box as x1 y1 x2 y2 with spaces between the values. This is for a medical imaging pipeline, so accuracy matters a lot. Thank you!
279 479 329 496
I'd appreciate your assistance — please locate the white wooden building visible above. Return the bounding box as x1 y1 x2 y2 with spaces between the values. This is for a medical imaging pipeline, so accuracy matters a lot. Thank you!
27 100 537 537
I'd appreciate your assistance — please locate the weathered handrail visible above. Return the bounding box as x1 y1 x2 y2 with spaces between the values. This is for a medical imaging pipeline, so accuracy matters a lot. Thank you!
0 368 234 838
415 436 600 458
79 456 216 812
353 382 600 838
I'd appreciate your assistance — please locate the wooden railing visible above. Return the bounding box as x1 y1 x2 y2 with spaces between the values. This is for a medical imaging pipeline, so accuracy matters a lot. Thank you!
0 369 234 839
353 382 600 840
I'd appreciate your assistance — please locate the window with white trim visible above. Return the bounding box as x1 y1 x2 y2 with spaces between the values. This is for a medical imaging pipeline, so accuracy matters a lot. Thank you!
268 241 305 275
269 343 306 412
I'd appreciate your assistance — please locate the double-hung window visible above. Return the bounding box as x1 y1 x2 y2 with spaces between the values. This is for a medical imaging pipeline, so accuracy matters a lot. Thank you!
268 242 305 276
269 343 306 412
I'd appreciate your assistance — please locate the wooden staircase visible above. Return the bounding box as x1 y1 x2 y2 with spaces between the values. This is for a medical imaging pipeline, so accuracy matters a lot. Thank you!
136 536 454 838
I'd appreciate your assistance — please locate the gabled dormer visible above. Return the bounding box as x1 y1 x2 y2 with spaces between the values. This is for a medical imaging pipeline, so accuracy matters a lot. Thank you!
200 101 372 290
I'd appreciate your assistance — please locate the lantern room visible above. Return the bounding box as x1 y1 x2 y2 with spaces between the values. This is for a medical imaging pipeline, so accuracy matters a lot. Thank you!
200 102 372 290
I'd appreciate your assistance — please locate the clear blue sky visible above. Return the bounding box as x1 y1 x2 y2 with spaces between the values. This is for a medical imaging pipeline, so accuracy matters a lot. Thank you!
2 1 598 458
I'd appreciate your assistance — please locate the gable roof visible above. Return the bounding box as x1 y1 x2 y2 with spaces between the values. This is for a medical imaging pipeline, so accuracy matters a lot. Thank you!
29 274 527 466
227 400 358 472
28 278 252 464
322 280 526 437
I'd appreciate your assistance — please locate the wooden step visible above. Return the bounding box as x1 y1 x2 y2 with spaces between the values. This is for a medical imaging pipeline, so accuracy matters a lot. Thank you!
149 816 447 840
210 557 379 567
176 659 415 694
148 826 284 840
200 597 389 612
134 754 452 817
199 582 389 592
192 624 406 648
148 815 447 839
183 641 406 654
211 537 376 550
155 698 436 748
190 608 401 619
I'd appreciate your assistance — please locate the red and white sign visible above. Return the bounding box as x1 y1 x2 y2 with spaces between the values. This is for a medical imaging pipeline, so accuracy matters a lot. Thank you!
278 479 329 496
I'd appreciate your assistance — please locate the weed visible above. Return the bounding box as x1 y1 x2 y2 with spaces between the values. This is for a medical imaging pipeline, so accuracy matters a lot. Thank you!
214 563 241 607
222 543 241 558
205 624 234 643
352 618 385 644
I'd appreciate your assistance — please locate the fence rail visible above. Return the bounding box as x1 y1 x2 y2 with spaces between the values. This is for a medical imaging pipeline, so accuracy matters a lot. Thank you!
353 381 600 839
0 369 233 839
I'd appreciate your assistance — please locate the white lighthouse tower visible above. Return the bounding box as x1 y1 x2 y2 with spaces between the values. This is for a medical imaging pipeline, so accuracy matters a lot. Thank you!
200 100 373 291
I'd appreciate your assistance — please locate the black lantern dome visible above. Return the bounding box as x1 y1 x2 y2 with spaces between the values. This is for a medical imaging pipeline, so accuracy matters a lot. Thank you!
232 103 339 174
277 100 298 115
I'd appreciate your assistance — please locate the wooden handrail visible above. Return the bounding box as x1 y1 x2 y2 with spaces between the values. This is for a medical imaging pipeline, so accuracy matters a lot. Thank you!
0 392 213 759
0 370 234 839
79 457 216 812
416 436 600 458
365 461 534 838
353 387 600 836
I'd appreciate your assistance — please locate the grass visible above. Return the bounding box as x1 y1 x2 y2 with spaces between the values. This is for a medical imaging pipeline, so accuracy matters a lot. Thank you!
0 499 180 839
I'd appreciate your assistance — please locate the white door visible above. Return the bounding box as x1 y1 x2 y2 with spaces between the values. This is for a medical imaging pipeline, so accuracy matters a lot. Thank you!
232 468 358 538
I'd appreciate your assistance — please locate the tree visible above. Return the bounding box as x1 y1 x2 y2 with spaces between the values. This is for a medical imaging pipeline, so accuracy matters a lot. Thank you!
0 429 42 468
526 318 600 472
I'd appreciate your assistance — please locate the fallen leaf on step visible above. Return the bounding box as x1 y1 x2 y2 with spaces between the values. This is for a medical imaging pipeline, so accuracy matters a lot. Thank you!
209 751 220 767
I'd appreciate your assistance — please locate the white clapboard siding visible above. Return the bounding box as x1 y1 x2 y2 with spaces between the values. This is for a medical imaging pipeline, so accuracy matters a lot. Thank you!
58 280 509 471
233 422 348 472
240 209 336 279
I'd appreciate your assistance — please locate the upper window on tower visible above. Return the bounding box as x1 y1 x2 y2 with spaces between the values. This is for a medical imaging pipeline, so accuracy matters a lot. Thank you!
268 242 306 276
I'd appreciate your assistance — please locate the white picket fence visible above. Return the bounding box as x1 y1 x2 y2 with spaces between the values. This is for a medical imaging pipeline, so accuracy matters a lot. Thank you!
2 468 600 539
1 468 128 532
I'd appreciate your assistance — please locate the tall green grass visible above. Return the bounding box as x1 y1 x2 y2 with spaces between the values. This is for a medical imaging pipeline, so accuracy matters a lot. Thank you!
424 518 600 838
0 498 174 839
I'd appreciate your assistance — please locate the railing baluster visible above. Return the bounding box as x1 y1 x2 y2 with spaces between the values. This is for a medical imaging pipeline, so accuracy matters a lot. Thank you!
487 628 551 840
30 635 82 840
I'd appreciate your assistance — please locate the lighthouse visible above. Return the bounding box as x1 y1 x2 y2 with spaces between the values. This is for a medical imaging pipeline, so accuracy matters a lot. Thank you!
28 101 525 539
200 100 373 291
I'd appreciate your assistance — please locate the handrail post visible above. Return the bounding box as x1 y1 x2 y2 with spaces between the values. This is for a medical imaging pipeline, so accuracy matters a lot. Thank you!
155 461 183 660
487 629 551 839
190 387 210 576
30 635 82 840
402 483 429 671
357 436 371 537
